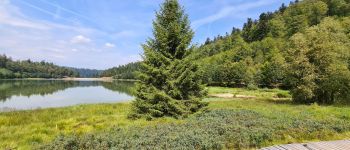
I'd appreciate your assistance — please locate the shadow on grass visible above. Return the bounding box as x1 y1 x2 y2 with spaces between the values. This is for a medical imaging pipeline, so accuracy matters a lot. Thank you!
264 98 350 109
263 98 294 105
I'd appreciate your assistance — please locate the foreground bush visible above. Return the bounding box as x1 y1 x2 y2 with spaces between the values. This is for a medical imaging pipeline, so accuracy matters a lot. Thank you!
39 109 350 150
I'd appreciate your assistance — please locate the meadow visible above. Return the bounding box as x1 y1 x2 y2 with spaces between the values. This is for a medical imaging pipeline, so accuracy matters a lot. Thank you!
1 87 350 149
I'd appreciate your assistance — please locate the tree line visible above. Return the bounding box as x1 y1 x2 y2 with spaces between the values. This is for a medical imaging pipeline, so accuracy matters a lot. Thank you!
0 54 78 79
101 62 141 79
69 68 103 78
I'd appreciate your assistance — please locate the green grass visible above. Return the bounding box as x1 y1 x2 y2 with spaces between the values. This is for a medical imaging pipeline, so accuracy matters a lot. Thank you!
0 103 179 149
207 86 291 98
1 87 350 149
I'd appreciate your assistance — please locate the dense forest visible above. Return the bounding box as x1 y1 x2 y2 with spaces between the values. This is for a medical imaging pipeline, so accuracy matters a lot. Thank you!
106 0 350 104
192 0 350 104
101 62 140 79
0 54 78 79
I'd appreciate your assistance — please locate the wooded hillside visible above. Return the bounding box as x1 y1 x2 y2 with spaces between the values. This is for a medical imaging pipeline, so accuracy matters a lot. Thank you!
192 0 350 104
0 54 78 79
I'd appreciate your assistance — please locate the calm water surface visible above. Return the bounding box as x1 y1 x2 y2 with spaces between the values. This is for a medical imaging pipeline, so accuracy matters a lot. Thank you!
0 80 135 111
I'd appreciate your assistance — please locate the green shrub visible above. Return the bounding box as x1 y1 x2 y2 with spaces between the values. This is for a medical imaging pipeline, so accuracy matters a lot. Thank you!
247 83 258 90
39 109 350 150
276 92 291 98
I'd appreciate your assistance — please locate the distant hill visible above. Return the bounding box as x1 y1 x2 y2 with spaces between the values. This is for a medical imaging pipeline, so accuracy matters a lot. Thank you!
0 54 78 79
68 68 104 78
101 62 141 79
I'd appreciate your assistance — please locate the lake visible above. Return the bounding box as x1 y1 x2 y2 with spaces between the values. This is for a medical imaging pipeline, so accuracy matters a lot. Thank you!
0 80 135 111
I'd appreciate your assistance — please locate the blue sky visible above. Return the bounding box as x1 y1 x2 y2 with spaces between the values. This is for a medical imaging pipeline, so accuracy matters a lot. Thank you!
0 0 290 69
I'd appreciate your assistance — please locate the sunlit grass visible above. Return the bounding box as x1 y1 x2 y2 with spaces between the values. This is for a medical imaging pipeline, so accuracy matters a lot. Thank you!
207 86 291 98
0 102 179 149
1 87 350 149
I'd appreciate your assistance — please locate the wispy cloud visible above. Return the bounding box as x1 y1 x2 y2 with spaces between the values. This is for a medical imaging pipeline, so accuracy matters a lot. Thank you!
40 0 93 22
105 43 115 48
71 35 91 44
192 0 277 29
0 2 50 30
0 1 123 69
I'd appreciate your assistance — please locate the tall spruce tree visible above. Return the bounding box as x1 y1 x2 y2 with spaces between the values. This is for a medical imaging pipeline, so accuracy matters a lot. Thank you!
129 0 207 119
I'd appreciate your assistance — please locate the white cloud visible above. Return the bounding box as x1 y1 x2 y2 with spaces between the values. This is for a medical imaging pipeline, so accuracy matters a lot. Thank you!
192 0 277 29
70 35 91 44
104 42 115 48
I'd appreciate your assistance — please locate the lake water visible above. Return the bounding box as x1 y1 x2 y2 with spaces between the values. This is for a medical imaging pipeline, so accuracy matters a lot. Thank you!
0 80 135 111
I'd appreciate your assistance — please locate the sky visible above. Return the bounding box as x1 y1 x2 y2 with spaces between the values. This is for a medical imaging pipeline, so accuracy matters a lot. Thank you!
0 0 291 69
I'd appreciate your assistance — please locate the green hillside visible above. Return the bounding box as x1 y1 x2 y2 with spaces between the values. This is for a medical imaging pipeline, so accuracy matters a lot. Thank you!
0 54 78 79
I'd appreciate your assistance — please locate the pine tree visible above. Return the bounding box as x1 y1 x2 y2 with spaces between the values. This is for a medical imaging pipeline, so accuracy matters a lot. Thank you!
129 0 207 119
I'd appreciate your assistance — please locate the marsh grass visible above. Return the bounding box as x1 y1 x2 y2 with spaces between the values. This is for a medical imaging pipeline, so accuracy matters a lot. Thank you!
0 103 179 149
1 87 350 149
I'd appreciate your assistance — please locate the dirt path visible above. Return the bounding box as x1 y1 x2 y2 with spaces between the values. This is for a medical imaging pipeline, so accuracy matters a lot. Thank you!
209 93 256 99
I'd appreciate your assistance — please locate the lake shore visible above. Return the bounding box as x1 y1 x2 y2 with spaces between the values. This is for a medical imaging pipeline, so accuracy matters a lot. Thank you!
0 77 138 82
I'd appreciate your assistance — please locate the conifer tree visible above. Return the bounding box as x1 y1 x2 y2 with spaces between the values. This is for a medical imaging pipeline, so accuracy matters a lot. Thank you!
130 0 207 119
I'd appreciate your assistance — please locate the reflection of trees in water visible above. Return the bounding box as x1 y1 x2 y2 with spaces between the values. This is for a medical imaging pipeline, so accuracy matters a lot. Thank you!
0 80 135 102
101 81 136 96
0 80 76 101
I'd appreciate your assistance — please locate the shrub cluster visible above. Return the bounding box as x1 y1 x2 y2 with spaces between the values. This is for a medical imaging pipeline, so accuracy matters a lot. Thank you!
39 109 350 150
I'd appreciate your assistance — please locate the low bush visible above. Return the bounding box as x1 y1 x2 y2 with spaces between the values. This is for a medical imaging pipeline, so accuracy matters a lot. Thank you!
276 92 291 98
39 109 350 150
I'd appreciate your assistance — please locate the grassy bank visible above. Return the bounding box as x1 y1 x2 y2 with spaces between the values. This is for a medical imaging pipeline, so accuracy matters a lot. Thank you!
1 87 350 149
0 103 178 149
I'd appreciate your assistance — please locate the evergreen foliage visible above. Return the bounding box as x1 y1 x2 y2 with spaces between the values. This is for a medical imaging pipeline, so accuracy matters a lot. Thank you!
129 0 207 119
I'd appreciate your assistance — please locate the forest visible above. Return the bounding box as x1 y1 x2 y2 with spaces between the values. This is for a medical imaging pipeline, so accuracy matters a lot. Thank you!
101 62 140 79
0 54 106 78
0 54 78 78
192 0 350 104
69 68 103 78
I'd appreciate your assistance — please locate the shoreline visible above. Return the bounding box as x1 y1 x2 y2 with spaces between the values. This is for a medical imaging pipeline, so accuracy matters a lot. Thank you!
0 77 138 82
0 101 133 113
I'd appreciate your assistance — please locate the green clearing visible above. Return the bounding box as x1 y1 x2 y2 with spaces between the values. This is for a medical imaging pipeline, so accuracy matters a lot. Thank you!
1 87 350 149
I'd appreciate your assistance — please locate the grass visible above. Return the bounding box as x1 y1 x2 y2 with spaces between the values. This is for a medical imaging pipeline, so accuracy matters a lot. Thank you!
0 103 179 149
207 86 291 98
1 87 350 149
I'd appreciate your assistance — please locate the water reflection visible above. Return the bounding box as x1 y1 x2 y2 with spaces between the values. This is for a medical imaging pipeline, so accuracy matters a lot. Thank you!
0 80 135 111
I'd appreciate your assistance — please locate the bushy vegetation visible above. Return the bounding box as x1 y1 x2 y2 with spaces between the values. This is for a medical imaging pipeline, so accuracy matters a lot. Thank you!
39 108 350 150
0 54 78 79
101 62 140 79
